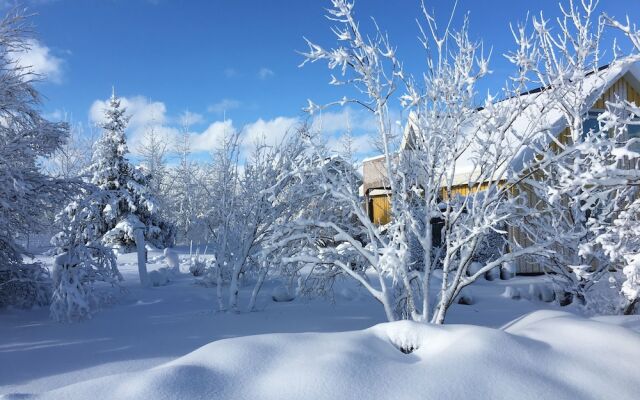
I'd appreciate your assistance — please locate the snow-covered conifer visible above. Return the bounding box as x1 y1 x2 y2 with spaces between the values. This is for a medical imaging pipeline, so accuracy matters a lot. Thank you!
85 90 175 252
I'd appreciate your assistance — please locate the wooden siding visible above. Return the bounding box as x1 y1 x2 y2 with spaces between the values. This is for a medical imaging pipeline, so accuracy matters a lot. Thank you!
370 195 391 225
441 181 493 199
593 77 640 109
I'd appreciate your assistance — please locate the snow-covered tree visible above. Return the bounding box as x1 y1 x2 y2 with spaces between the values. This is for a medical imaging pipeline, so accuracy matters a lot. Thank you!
44 120 97 180
539 12 640 314
501 0 616 307
203 129 315 312
166 124 205 244
49 188 121 321
85 90 175 252
288 0 555 323
0 11 70 308
137 124 168 201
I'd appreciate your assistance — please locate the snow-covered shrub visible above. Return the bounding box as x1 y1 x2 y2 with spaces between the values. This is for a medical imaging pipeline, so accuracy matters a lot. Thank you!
49 244 119 322
203 131 326 312
527 284 542 302
457 289 475 305
502 286 521 300
148 268 170 287
500 262 516 280
164 248 180 272
485 267 501 282
189 256 206 277
271 285 295 303
0 262 51 309
538 284 555 303
50 191 122 322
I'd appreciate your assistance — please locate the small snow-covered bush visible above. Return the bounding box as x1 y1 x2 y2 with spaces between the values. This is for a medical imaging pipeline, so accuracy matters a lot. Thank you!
528 284 542 301
50 254 93 321
457 289 475 305
49 246 120 322
467 262 484 278
485 267 501 282
272 285 295 302
500 262 516 280
539 285 555 303
50 192 122 322
148 268 170 287
502 286 521 300
164 248 180 272
189 256 206 277
0 262 51 309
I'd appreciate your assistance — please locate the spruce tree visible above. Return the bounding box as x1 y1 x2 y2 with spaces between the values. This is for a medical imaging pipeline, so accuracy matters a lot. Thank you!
86 90 175 252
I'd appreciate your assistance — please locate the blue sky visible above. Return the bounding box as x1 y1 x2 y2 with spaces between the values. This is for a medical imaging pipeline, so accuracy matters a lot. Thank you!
13 0 640 160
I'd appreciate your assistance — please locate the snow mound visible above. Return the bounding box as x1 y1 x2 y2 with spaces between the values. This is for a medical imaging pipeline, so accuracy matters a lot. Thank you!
271 285 295 302
12 311 640 400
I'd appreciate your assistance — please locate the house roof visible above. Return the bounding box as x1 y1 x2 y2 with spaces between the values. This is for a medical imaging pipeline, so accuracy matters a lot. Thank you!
394 56 640 186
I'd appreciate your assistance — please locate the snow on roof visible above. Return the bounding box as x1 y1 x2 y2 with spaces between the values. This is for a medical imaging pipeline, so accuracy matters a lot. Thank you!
395 56 640 182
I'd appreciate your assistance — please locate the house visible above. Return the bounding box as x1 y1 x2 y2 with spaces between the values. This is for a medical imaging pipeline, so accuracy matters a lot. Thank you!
362 57 640 274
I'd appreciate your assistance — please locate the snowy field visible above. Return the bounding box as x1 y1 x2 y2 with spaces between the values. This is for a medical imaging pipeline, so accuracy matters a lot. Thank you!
2 247 639 399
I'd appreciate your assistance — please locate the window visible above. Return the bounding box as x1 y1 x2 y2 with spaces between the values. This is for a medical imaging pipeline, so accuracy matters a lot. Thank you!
582 111 601 139
627 122 640 153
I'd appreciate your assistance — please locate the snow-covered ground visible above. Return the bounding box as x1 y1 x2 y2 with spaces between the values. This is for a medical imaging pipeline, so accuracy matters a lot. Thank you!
1 247 638 399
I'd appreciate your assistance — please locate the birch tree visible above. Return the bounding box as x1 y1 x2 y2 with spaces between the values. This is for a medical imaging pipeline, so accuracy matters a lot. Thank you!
290 0 555 323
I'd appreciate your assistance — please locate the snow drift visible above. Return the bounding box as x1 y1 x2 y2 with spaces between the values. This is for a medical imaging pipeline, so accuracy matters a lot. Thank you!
8 311 640 400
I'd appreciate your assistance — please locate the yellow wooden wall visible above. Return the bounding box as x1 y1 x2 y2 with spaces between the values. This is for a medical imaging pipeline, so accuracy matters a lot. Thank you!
593 77 640 109
369 182 493 226
370 195 391 225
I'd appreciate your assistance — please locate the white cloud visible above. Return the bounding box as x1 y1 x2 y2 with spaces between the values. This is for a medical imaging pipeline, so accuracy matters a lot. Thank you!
90 95 167 128
224 68 239 78
310 107 384 160
258 67 275 80
10 39 63 84
242 116 299 149
179 110 204 127
191 119 235 152
44 109 65 121
207 98 241 114
189 116 298 154
310 107 377 135
89 95 173 154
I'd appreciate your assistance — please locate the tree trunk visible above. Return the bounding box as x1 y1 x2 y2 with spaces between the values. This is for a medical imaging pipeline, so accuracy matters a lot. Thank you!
215 261 225 312
134 228 148 287
623 297 639 315
248 262 268 312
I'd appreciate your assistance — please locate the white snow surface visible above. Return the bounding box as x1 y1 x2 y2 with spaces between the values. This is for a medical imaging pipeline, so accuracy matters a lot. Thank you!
9 311 640 400
1 247 639 399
